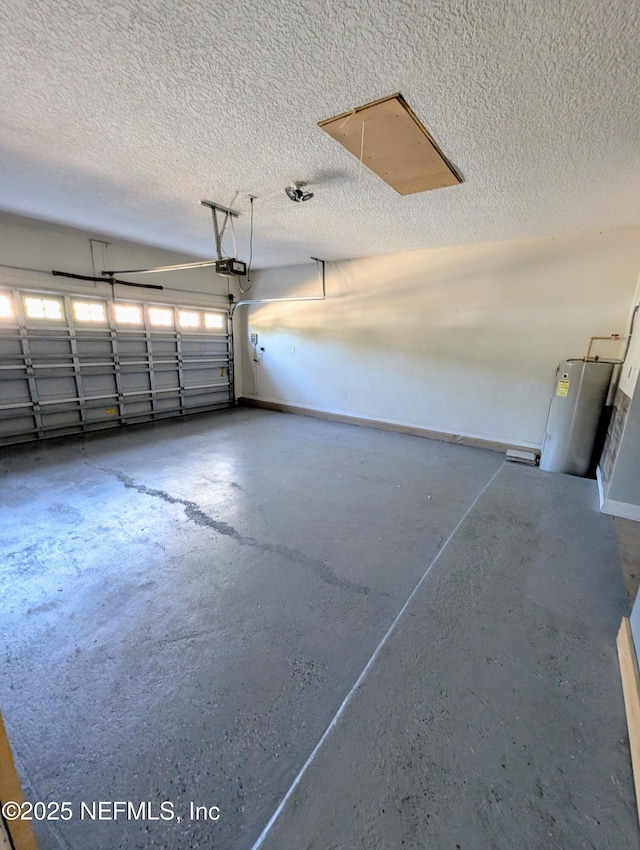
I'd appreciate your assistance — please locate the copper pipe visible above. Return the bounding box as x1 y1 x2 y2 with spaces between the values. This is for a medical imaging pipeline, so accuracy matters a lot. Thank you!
584 334 623 361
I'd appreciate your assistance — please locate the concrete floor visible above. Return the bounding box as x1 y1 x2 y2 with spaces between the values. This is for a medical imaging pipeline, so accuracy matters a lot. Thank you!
0 408 637 850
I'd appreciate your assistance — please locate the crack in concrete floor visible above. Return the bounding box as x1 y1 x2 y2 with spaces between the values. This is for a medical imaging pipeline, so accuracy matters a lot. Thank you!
89 461 371 596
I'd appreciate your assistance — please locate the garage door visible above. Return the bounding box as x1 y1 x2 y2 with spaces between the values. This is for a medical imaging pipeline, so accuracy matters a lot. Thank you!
0 288 232 444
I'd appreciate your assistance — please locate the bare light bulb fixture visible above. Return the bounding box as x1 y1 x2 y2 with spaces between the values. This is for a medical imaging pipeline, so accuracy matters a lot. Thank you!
285 182 314 202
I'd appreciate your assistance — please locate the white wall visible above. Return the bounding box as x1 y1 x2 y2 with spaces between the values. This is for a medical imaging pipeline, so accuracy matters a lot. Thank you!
618 273 640 398
597 272 640 518
241 227 640 449
0 211 237 308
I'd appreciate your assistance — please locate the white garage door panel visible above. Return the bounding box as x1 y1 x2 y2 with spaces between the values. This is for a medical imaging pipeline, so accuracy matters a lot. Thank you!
154 371 180 390
155 395 181 412
37 373 76 398
82 372 118 394
151 339 178 356
120 369 151 391
42 408 82 430
0 415 33 439
0 288 232 444
29 336 71 357
76 337 113 358
1 375 30 404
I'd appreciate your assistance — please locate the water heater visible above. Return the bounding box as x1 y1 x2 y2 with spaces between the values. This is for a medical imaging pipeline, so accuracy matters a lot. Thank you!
540 359 614 476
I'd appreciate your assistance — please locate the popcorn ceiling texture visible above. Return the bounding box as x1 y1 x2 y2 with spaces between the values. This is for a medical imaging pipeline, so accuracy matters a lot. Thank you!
0 0 638 267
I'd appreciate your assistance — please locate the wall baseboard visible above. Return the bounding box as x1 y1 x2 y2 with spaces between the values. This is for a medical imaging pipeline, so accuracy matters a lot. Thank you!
600 498 640 523
597 467 640 522
596 465 606 508
238 396 536 455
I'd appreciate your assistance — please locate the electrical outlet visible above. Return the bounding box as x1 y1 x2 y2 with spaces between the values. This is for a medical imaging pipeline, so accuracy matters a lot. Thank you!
250 333 258 344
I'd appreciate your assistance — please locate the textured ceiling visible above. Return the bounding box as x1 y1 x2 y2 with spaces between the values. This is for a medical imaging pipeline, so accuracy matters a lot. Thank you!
1 0 639 268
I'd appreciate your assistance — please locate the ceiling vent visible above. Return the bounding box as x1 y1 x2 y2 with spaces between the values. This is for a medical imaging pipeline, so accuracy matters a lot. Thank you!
318 93 461 195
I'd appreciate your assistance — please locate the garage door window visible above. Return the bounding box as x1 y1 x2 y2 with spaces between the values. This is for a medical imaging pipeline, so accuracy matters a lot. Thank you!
0 293 12 319
73 301 106 323
178 310 200 328
24 297 63 320
205 313 224 330
148 307 173 327
114 304 142 324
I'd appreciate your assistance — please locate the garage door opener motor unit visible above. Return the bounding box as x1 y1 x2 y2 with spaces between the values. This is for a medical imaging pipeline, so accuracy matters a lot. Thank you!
201 200 247 277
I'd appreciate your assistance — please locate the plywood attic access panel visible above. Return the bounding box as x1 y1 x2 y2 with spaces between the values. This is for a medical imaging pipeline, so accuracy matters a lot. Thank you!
318 93 462 195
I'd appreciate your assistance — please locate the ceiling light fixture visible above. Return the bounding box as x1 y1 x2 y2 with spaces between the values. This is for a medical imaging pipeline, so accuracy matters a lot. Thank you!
285 182 314 202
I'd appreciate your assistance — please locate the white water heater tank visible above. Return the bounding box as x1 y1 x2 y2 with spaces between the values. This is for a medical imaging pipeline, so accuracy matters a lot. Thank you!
539 359 614 476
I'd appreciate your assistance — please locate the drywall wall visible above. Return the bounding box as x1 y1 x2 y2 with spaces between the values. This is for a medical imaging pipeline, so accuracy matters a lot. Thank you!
598 272 640 520
0 211 236 307
619 274 640 398
606 391 640 507
240 227 640 449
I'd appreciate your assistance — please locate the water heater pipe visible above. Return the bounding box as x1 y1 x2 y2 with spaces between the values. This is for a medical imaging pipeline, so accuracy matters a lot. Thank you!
584 334 624 362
